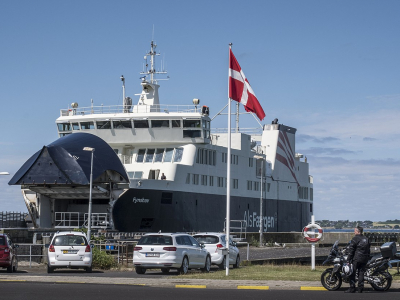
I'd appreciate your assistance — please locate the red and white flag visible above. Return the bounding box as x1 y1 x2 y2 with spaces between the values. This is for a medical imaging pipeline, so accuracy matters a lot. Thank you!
229 48 265 121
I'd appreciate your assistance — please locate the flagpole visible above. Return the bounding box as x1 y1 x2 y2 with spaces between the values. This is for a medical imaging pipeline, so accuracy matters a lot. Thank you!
226 43 233 276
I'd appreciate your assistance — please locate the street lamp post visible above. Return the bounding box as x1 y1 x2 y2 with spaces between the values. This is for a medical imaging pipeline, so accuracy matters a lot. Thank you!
83 147 95 242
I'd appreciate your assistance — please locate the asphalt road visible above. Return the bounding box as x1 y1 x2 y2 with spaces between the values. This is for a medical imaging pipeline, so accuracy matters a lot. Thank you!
1 282 400 300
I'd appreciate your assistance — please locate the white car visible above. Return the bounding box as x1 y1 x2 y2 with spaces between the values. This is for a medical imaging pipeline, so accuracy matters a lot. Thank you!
133 233 211 275
46 231 92 273
193 232 240 269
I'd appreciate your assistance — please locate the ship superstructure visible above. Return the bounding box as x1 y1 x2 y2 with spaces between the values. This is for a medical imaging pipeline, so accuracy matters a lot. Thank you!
19 40 313 232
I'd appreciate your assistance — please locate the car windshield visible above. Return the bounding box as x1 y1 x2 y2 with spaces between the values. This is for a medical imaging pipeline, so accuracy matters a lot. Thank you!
52 235 88 246
194 235 220 244
138 235 173 245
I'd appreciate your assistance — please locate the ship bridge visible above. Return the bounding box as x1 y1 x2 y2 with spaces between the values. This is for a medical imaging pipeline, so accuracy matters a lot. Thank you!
9 132 129 229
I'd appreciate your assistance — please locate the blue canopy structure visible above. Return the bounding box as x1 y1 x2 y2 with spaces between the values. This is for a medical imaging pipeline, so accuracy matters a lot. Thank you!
9 132 128 186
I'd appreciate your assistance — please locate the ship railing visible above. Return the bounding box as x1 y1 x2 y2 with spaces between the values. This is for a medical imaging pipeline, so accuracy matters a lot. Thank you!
55 212 110 229
84 213 110 229
60 104 200 116
55 212 81 228
211 128 263 135
224 219 247 241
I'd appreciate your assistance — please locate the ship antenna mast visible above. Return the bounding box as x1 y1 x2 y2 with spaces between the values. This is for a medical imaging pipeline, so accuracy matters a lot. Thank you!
140 39 168 84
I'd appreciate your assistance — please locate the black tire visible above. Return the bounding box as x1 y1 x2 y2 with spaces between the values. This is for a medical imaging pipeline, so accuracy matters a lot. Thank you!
321 268 342 291
179 256 189 275
135 266 146 274
218 257 226 270
161 268 170 274
47 265 54 273
6 260 13 273
233 255 240 269
86 266 92 273
370 272 392 291
201 255 211 273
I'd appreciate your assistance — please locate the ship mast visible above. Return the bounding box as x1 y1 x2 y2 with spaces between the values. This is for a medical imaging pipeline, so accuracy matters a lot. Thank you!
140 40 167 84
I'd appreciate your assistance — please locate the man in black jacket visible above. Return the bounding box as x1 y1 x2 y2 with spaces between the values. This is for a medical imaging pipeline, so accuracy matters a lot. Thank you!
345 226 371 293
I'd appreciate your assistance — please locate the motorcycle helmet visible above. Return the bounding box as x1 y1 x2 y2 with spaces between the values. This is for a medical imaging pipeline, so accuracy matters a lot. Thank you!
342 263 353 276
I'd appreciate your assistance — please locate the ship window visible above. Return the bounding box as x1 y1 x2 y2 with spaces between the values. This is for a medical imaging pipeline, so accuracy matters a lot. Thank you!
183 119 201 128
186 173 191 184
81 122 94 130
134 120 149 128
128 171 143 179
267 183 271 192
249 158 253 167
247 181 252 190
204 130 210 139
164 148 174 162
59 133 71 137
154 149 164 162
151 120 169 128
173 148 184 162
310 188 313 201
71 123 80 130
201 175 207 186
96 121 111 129
145 149 155 163
136 149 145 162
148 169 160 179
113 120 132 129
209 176 214 186
192 174 199 185
57 123 71 131
172 120 181 128
217 177 224 187
233 179 238 189
254 181 260 191
183 130 201 138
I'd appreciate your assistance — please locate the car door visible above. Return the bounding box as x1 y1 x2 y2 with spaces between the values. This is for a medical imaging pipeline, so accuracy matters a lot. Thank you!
228 238 238 264
181 236 198 267
189 236 205 267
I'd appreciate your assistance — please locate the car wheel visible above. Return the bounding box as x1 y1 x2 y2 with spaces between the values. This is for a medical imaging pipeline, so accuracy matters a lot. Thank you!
161 268 170 274
218 257 226 270
179 256 189 275
201 255 211 273
135 266 146 274
86 266 92 273
7 260 13 273
47 265 54 273
12 258 18 272
233 255 240 269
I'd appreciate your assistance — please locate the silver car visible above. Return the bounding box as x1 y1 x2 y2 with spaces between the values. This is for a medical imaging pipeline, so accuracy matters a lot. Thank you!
133 233 211 275
46 231 92 273
193 232 240 269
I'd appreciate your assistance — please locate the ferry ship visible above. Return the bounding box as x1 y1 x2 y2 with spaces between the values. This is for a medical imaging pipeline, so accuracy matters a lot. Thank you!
11 40 313 233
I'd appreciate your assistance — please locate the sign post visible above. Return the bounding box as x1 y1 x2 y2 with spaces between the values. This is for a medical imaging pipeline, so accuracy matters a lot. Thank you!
302 215 323 270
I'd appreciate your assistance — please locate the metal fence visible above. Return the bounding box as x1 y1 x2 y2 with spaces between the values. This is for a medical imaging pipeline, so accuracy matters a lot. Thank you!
0 211 28 228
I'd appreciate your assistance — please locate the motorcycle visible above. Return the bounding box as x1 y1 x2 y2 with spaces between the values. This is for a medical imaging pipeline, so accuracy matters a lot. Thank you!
320 240 393 291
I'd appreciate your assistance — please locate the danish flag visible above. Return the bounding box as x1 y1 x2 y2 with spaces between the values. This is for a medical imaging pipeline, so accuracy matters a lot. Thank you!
229 48 265 121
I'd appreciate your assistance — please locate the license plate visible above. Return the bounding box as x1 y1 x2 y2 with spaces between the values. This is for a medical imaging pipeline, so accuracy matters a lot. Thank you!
146 253 160 257
63 250 78 254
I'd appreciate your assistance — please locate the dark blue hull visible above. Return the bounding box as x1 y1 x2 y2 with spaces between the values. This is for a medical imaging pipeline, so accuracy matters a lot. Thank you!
112 188 312 232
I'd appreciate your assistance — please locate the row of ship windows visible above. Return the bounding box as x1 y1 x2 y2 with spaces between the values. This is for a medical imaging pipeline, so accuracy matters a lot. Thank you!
135 148 184 163
299 186 313 200
196 148 255 167
185 174 271 192
57 119 210 131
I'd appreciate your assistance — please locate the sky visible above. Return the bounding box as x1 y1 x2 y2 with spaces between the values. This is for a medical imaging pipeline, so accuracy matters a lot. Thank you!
1 0 400 222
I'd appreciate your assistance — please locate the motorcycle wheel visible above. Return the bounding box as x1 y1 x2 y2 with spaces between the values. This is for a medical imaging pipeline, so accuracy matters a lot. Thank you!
321 268 342 291
370 272 392 291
